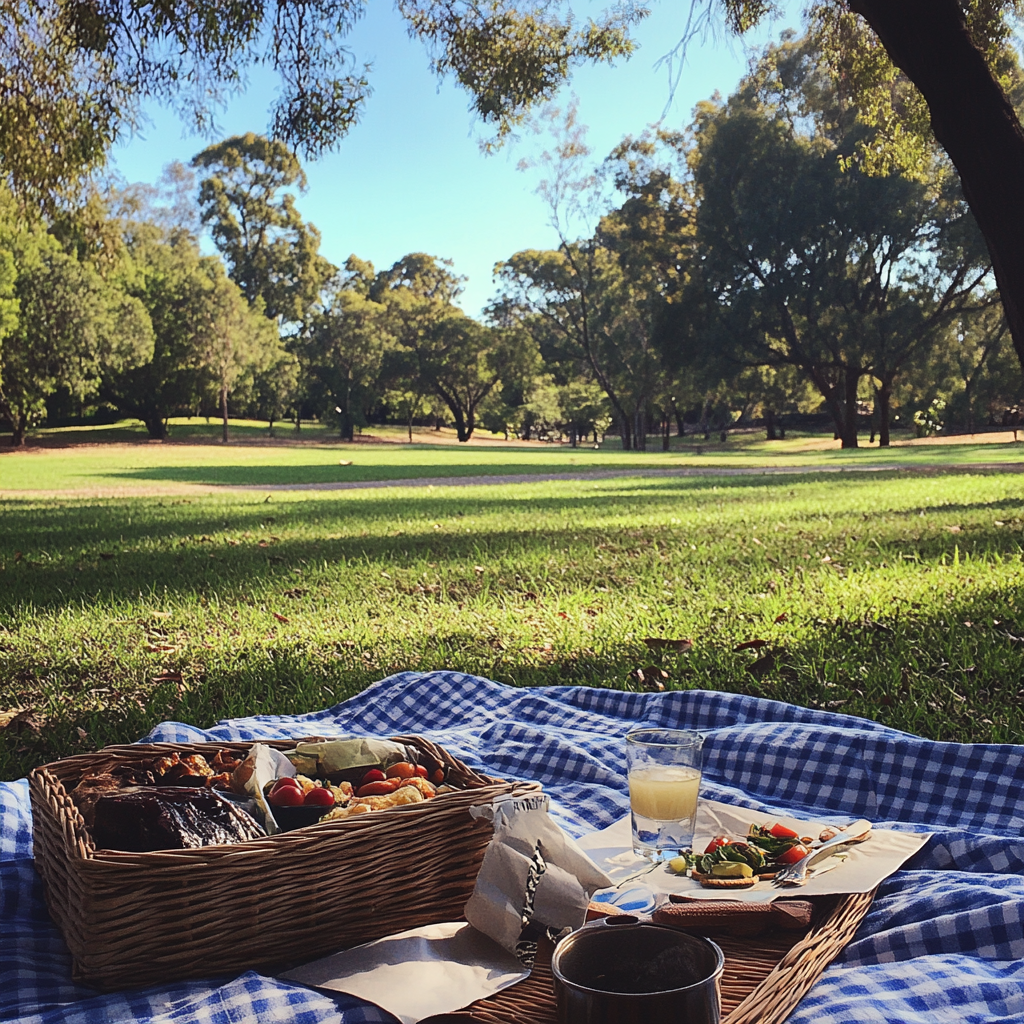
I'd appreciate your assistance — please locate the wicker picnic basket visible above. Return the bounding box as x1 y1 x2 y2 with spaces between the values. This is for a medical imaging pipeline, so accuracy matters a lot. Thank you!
29 735 539 991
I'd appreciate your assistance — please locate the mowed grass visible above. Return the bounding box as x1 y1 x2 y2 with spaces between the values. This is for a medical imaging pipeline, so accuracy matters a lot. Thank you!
3 419 1024 493
2 466 1024 779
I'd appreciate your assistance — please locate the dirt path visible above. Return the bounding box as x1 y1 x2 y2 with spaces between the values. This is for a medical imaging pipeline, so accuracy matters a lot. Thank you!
237 461 1024 492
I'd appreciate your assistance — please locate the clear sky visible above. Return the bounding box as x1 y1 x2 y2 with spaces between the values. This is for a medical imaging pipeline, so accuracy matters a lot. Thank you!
110 2 801 317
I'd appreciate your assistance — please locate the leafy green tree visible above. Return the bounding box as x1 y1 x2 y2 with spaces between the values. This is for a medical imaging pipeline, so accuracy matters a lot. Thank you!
303 260 392 440
192 134 335 324
687 40 990 448
105 230 226 439
0 208 152 445
200 274 280 442
412 314 539 442
250 349 301 436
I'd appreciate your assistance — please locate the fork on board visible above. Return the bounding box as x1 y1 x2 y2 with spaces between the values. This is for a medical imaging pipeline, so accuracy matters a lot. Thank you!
772 819 873 887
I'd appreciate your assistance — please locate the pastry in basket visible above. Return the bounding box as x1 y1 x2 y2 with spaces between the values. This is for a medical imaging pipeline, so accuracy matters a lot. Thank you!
89 787 266 851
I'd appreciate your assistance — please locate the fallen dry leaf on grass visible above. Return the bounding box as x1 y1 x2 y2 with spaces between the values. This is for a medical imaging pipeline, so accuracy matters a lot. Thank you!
735 638 769 651
272 612 290 623
631 666 669 691
153 670 183 683
774 613 788 624
643 637 693 652
4 709 45 735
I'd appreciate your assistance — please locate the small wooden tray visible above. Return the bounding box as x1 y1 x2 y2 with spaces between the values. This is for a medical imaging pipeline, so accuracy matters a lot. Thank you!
439 889 875 1024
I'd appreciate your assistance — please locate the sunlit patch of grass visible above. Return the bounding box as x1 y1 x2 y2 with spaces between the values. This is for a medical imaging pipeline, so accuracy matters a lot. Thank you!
1 470 1023 778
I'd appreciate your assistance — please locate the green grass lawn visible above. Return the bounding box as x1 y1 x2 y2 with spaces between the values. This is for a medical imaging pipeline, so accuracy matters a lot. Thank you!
3 418 1024 492
2 460 1024 779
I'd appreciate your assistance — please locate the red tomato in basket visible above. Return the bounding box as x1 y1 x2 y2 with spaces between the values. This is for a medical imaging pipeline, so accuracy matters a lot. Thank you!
776 843 810 866
357 779 402 797
269 785 305 807
303 787 336 807
769 823 800 840
414 765 429 779
385 762 417 780
359 769 387 786
270 777 302 791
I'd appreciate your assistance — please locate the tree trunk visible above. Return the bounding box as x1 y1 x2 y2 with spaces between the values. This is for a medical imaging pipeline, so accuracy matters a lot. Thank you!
877 382 892 447
268 416 274 438
964 379 974 433
570 425 577 448
10 414 26 446
619 414 632 451
662 413 670 451
143 413 166 440
407 409 413 442
841 370 860 449
221 383 229 443
670 397 684 437
850 0 1024 370
765 407 777 441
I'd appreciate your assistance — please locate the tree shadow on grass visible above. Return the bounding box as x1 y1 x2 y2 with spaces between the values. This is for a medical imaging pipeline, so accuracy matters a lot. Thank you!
1 475 1023 613
5 587 1024 780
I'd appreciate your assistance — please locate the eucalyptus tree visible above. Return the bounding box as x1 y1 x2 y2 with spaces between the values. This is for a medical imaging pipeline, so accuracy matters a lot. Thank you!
192 134 335 325
688 35 992 448
303 260 392 440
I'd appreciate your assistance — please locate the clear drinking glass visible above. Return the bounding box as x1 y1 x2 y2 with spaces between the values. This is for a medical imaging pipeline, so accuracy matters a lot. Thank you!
626 728 704 862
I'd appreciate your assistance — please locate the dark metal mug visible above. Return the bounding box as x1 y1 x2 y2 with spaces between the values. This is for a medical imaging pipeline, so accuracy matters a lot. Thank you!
551 915 724 1024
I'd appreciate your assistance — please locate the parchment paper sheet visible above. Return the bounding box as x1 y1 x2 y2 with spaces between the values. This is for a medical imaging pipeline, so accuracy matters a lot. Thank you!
578 799 932 903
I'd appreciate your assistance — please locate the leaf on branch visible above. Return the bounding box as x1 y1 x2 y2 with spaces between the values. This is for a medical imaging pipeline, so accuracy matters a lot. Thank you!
643 637 693 652
735 638 769 651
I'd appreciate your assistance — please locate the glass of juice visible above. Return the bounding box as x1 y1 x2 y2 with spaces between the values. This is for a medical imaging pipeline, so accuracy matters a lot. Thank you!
625 728 703 861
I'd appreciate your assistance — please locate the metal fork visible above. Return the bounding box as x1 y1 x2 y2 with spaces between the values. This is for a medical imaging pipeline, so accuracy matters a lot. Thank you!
772 819 873 886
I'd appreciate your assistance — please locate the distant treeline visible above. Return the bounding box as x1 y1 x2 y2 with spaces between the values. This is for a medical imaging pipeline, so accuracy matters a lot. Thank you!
1 34 1021 450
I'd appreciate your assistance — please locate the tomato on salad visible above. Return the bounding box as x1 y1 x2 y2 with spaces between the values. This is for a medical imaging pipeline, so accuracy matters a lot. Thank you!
704 835 731 854
775 843 810 865
768 822 800 840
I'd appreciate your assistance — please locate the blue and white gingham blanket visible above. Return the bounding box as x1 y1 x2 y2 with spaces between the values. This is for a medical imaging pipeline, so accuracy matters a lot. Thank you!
3 671 1024 1023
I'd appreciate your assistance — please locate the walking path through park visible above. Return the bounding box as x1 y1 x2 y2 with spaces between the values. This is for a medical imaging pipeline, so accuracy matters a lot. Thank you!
240 461 1024 492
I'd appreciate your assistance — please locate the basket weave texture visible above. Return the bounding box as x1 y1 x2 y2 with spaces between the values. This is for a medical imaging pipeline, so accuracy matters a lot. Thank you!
441 889 875 1024
29 735 538 991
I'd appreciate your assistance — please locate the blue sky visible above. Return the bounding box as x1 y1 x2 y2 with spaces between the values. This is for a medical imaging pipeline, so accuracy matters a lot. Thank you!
111 2 800 316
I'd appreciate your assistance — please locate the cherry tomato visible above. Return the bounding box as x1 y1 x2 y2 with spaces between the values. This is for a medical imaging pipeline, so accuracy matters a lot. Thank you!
268 785 305 807
385 762 417 780
356 779 402 797
414 765 429 779
303 787 336 807
268 777 302 796
431 768 445 785
360 769 386 786
769 822 800 840
704 835 731 855
776 843 810 866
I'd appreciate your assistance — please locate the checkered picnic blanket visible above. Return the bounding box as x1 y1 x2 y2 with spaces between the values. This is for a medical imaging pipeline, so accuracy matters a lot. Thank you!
3 672 1024 1023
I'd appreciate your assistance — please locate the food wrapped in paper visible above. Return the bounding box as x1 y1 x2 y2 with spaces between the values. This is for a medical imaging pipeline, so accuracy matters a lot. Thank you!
464 793 611 957
282 738 427 781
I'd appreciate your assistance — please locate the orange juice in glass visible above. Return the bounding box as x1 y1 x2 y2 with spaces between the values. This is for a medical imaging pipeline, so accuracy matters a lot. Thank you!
626 729 703 861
